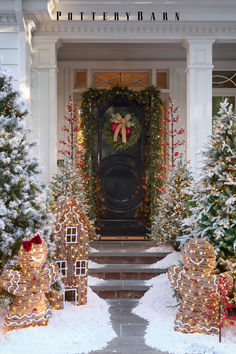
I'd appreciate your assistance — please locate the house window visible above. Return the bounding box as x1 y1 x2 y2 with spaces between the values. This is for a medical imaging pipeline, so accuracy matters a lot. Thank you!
75 71 87 89
56 260 67 277
75 260 87 277
66 227 77 243
156 70 169 89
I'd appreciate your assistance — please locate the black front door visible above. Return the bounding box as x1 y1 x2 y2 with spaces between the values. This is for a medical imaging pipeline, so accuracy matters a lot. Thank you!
95 98 148 237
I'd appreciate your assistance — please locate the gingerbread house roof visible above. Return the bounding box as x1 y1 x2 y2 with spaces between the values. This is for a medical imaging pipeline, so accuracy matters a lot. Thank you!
53 197 97 240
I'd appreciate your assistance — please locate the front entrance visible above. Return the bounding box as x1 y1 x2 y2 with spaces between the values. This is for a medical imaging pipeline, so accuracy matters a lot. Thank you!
95 97 148 237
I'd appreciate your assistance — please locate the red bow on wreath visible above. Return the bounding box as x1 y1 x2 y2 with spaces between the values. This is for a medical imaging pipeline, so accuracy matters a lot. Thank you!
23 234 42 252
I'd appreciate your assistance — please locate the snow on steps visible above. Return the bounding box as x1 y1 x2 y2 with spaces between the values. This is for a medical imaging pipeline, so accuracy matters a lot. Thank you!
89 241 171 299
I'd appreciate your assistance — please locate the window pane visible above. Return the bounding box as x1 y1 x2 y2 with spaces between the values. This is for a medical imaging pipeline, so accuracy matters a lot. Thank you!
93 72 150 89
75 71 87 89
81 267 86 276
156 71 168 89
75 260 87 276
56 261 67 277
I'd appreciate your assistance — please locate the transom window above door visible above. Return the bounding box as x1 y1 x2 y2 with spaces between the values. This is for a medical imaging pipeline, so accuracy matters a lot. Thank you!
92 71 151 89
74 70 169 91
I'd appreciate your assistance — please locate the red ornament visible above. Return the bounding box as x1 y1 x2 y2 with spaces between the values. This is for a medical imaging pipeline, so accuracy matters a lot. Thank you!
111 123 119 132
33 291 37 295
118 127 131 136
126 127 132 137
33 277 36 281
33 308 37 312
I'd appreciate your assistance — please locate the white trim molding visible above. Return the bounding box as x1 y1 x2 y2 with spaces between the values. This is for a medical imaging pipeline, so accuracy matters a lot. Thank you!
31 37 60 182
184 38 215 175
34 21 236 43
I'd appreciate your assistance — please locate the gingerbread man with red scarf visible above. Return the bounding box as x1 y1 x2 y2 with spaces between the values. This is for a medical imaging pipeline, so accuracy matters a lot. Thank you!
0 235 59 330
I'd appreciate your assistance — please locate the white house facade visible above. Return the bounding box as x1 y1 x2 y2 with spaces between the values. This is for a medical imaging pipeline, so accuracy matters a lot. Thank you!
0 0 236 183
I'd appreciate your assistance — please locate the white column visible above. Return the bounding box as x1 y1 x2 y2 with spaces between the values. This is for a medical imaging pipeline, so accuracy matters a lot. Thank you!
31 38 60 183
183 38 215 175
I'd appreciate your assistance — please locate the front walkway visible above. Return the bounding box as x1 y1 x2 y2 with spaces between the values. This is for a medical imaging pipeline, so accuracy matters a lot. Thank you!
90 299 168 354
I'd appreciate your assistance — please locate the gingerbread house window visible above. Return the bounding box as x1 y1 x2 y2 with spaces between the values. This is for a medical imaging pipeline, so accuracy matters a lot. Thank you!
66 226 77 243
56 260 67 277
75 260 87 277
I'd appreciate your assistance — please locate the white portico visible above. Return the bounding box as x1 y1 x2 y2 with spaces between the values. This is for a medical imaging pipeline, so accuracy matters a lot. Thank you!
0 0 236 182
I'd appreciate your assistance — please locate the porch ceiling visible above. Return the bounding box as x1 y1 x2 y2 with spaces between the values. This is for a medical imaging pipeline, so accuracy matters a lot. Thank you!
57 43 186 61
57 42 236 62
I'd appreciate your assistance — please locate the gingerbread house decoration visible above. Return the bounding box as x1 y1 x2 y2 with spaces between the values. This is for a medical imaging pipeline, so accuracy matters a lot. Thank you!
53 197 96 306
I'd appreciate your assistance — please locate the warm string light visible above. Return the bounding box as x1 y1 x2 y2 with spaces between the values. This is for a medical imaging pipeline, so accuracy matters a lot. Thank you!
168 239 233 336
51 197 90 307
0 238 60 330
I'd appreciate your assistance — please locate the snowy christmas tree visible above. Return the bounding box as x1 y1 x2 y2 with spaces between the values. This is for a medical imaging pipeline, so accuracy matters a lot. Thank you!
181 100 236 261
0 67 51 270
49 97 88 215
151 160 193 251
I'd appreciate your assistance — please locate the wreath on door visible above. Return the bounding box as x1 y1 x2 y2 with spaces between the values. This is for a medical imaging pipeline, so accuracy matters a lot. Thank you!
103 112 141 151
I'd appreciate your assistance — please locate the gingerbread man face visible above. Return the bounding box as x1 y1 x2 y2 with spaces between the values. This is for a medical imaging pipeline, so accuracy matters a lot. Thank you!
183 238 216 272
19 236 48 272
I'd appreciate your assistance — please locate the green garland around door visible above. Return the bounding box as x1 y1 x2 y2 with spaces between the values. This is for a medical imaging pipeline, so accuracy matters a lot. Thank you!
80 86 163 224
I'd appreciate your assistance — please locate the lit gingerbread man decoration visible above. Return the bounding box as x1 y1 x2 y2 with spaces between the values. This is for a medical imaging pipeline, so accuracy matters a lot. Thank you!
168 238 232 335
0 235 59 330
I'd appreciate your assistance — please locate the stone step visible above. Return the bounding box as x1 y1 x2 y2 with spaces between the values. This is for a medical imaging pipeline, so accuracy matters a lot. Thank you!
89 263 166 280
89 251 169 264
90 240 155 251
90 280 150 299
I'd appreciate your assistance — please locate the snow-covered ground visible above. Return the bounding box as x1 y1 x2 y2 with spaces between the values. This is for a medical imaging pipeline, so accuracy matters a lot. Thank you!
89 247 99 253
88 275 106 285
150 250 183 269
0 288 116 354
88 260 103 268
145 246 173 253
134 253 236 354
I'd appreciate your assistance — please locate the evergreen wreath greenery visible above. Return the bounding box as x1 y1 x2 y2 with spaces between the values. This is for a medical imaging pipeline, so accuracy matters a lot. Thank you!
103 113 141 151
